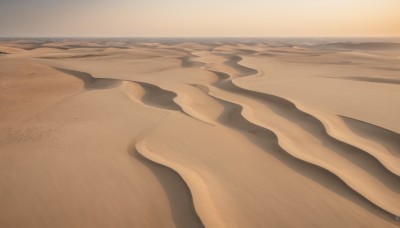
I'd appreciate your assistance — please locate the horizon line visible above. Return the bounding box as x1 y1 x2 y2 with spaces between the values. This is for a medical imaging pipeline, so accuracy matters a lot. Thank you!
1 36 400 39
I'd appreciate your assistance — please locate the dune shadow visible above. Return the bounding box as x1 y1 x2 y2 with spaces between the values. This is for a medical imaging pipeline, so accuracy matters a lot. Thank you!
340 115 400 157
53 67 121 90
209 93 399 223
179 55 205 68
220 78 400 193
127 141 204 228
335 76 400 85
219 54 258 76
134 81 182 112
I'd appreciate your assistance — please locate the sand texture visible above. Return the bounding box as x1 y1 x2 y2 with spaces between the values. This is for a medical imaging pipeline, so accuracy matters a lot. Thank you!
0 38 399 227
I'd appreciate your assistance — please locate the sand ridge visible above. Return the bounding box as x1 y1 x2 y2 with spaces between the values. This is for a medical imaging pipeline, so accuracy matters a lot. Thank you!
0 38 399 227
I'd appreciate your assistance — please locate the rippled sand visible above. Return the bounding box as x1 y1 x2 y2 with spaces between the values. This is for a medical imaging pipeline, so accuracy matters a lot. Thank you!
0 38 399 227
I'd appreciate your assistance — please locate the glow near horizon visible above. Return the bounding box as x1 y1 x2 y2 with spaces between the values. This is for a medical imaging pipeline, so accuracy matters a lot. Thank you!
0 0 399 37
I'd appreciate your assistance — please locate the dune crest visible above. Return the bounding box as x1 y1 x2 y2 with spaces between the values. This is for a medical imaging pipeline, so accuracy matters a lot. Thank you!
1 39 399 227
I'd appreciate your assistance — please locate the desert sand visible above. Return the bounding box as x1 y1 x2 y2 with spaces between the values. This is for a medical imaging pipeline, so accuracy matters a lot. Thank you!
0 38 399 227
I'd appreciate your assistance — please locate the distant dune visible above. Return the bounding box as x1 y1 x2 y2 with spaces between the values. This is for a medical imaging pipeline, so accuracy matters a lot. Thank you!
315 42 400 51
0 38 399 228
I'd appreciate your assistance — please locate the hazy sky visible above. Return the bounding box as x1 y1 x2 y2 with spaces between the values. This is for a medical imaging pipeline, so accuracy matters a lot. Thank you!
0 0 399 37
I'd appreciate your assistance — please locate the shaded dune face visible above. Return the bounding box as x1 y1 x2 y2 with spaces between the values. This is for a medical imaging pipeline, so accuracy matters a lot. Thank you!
53 67 121 90
128 141 204 228
330 76 400 85
199 57 400 216
220 54 258 76
134 81 182 112
340 116 400 157
0 39 399 228
315 42 400 51
179 55 205 68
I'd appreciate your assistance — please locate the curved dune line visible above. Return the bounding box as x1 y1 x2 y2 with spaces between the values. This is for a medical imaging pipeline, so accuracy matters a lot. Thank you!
135 117 224 228
54 65 214 126
194 84 278 137
122 81 214 126
160 84 216 126
144 82 215 125
209 57 400 213
340 114 400 136
235 48 259 55
53 67 122 90
201 53 400 178
313 113 400 177
134 81 183 112
221 53 399 172
300 110 400 177
54 52 400 217
120 81 147 103
321 76 400 85
199 53 263 80
229 58 400 176
127 140 204 228
316 42 400 51
220 54 258 77
121 81 186 113
192 54 400 216
339 115 400 154
208 70 231 81
192 84 399 221
179 54 206 68
39 54 109 60
232 78 400 177
200 83 400 218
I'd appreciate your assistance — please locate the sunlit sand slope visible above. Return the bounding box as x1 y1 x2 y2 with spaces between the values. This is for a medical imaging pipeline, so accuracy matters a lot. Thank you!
0 39 399 227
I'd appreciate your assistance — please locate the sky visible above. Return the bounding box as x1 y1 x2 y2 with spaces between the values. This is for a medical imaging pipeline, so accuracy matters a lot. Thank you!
0 0 399 37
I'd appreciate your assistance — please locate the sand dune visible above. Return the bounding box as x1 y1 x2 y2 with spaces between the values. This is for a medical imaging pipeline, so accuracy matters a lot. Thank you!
199 69 400 216
327 76 400 85
54 67 122 90
1 38 399 227
315 42 400 51
132 135 204 228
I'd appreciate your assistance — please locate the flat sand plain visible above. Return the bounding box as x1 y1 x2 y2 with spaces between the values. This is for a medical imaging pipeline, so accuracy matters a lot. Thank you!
0 38 399 227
